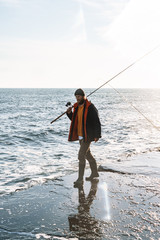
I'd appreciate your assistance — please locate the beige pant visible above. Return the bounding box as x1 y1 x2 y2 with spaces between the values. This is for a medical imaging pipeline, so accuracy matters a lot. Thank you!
78 139 96 166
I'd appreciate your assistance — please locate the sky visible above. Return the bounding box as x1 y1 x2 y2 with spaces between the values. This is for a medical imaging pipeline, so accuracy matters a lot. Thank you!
0 0 160 88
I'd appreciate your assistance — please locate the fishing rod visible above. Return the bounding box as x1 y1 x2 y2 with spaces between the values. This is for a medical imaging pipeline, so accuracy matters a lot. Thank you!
50 45 160 124
108 84 160 132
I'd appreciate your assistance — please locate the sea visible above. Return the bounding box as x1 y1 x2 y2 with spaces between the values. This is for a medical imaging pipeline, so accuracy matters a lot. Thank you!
0 88 160 196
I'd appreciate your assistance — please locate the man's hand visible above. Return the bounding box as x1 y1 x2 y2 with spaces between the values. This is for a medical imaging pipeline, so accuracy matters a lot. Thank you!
94 138 99 142
67 107 72 114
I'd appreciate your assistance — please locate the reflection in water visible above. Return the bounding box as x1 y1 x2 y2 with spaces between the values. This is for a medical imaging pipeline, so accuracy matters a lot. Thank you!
68 180 102 239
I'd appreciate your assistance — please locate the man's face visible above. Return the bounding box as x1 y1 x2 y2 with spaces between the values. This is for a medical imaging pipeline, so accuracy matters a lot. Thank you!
75 95 84 105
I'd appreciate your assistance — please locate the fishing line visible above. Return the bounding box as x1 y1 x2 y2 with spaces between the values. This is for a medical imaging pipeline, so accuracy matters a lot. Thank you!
50 44 160 124
87 44 160 98
108 83 160 132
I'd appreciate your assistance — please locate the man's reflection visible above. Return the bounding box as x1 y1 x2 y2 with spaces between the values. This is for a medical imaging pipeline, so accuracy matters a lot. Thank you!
68 180 102 239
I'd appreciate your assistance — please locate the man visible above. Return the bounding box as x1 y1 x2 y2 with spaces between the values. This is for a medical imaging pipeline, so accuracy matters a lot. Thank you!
67 88 101 187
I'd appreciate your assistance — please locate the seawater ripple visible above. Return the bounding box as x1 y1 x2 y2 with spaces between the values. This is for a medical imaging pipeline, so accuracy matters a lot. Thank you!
0 88 160 195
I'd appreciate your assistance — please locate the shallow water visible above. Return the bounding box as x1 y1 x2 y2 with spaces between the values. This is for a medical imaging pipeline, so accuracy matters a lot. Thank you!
0 171 159 240
0 88 160 195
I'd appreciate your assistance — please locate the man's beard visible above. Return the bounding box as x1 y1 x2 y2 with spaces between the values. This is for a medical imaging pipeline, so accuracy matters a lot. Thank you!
78 98 85 105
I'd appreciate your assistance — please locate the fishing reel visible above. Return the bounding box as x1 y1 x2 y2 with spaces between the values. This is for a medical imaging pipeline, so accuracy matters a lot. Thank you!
66 102 72 107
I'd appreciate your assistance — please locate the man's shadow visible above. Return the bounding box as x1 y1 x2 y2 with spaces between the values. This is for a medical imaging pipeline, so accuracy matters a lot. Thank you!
68 180 102 239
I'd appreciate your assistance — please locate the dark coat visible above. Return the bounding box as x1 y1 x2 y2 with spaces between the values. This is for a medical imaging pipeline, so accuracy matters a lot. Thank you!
67 99 101 142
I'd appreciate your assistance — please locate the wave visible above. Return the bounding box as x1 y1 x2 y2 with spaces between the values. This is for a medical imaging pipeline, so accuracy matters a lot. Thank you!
0 170 72 197
0 226 52 240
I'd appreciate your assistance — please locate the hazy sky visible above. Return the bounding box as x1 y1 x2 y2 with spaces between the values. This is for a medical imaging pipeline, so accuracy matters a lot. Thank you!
0 0 160 88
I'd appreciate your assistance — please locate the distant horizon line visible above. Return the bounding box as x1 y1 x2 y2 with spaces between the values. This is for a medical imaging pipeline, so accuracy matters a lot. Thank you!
0 87 160 89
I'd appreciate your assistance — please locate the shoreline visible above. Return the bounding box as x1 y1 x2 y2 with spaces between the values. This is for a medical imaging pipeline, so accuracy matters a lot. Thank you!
1 147 160 198
0 152 160 240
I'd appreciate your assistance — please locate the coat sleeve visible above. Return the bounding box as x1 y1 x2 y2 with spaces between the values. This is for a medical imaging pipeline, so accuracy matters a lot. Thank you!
66 112 73 121
90 104 101 139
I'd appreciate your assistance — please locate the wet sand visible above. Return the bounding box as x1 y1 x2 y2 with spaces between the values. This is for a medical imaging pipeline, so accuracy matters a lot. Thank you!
0 154 160 240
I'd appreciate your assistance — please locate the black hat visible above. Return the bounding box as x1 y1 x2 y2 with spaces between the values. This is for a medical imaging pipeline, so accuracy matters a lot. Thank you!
74 88 85 96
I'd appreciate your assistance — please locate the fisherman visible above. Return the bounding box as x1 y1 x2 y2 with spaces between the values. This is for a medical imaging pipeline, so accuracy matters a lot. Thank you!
67 88 101 187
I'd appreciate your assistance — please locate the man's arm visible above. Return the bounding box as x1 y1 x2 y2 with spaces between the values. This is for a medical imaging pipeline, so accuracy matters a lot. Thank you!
90 104 101 140
66 107 73 120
